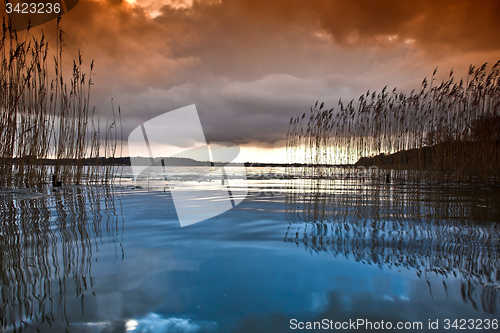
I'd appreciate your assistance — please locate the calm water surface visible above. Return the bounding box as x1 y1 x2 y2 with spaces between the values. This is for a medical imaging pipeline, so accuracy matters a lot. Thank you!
1 168 499 332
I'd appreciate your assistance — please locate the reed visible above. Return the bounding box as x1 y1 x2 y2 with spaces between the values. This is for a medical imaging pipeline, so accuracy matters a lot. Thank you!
287 62 500 183
0 19 118 189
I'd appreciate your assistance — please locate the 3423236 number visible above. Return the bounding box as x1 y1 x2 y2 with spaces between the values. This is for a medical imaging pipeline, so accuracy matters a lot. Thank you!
5 2 61 14
444 319 498 330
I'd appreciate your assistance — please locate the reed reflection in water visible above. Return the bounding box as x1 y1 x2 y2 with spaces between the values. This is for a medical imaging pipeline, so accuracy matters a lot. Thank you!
285 178 500 313
0 186 124 332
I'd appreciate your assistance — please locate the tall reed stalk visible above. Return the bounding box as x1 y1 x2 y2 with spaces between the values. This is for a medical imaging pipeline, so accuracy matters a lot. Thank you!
287 61 500 182
0 18 117 188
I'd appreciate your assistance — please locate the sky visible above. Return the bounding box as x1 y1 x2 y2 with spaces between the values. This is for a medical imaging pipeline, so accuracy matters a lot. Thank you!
3 0 500 162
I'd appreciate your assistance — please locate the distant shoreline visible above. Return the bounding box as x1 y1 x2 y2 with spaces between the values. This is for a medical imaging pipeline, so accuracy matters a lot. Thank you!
4 156 354 168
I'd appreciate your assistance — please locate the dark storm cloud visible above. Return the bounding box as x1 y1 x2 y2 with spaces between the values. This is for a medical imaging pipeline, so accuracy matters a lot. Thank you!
225 0 500 52
29 0 500 151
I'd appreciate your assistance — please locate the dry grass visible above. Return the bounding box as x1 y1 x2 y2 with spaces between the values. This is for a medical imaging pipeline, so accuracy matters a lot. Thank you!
287 61 500 183
0 18 118 188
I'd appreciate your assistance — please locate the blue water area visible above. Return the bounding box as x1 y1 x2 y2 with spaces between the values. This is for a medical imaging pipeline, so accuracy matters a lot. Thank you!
0 180 499 332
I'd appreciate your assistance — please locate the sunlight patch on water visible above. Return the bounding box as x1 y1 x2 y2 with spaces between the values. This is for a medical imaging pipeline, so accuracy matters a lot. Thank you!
126 313 217 333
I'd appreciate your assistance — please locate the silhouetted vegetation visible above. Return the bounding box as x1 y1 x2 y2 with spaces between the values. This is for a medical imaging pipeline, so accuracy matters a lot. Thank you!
0 19 118 188
287 61 500 182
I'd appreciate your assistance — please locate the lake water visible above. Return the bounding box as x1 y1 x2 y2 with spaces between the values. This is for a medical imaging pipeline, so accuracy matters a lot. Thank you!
1 167 499 332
